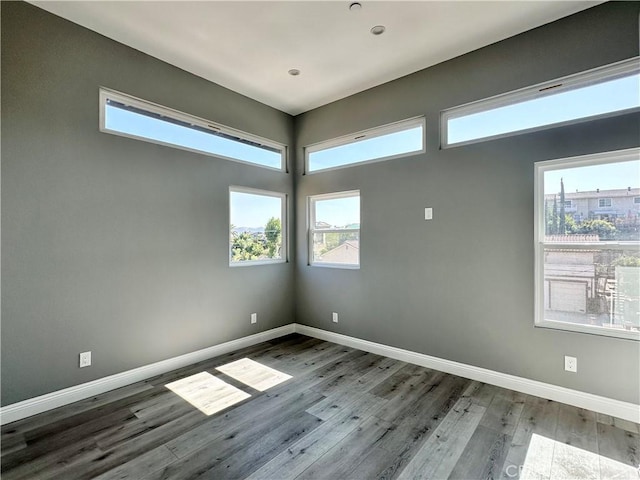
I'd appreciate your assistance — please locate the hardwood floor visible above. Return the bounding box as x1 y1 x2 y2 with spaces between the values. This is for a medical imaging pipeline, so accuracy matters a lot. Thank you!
1 334 638 479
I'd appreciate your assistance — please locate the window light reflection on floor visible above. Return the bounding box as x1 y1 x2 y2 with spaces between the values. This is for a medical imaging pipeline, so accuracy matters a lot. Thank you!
165 371 250 416
216 357 292 391
513 433 638 479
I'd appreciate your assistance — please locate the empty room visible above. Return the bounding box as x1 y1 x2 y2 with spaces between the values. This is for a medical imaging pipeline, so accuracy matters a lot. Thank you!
1 1 639 479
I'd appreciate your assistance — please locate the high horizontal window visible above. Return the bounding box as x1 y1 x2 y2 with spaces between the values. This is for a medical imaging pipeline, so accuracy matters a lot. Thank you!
99 88 286 170
305 117 424 173
443 57 640 148
309 191 360 268
534 148 640 340
230 187 286 266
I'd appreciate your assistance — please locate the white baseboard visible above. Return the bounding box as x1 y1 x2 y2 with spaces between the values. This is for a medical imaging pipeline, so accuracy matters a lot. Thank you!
2 322 638 425
294 324 640 424
0 324 295 425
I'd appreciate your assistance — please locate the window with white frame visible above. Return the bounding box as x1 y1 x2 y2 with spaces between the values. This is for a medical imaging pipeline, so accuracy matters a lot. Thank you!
535 148 640 340
443 57 640 148
305 118 424 173
229 187 286 266
599 198 612 208
309 191 360 268
100 88 286 170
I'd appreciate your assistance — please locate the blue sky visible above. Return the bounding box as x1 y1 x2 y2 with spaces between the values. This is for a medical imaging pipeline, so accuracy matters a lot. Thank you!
544 160 639 195
309 126 423 171
315 196 360 227
449 74 639 145
105 105 281 169
230 191 281 228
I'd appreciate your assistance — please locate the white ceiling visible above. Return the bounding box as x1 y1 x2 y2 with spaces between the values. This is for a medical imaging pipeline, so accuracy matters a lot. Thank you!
32 1 602 116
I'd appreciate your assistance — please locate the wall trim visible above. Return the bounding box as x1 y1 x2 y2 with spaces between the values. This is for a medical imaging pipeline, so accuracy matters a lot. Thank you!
294 324 640 424
2 322 638 425
0 324 295 425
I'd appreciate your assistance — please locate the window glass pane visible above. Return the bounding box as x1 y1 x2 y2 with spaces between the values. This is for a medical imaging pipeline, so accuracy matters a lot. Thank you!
538 152 640 339
308 122 423 172
311 193 360 267
312 232 360 266
230 191 283 264
543 248 640 333
314 196 360 229
104 98 283 170
543 160 640 240
448 71 639 146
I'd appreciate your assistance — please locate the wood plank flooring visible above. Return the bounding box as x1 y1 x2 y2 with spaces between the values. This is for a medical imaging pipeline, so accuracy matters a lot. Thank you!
1 334 638 480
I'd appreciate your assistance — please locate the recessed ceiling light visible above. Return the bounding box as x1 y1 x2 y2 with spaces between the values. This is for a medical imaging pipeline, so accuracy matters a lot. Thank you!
370 25 385 35
288 69 301 76
349 2 362 11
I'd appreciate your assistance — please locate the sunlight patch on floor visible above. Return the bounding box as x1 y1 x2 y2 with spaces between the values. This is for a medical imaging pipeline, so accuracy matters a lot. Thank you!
216 357 292 391
518 433 638 480
165 371 250 416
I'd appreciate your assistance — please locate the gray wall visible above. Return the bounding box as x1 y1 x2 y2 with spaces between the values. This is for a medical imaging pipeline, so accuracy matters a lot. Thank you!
1 1 295 406
295 2 640 404
3 1 639 409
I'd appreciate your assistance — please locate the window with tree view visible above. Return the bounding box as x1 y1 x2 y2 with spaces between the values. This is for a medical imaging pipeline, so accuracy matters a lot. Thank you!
535 148 640 340
230 188 286 265
309 191 360 268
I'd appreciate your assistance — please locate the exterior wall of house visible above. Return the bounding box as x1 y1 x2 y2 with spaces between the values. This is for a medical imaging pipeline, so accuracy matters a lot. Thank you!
295 1 640 404
546 188 640 223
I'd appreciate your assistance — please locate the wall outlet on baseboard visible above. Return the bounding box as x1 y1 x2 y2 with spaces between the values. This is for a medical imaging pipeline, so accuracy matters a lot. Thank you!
250 313 257 324
332 312 338 323
564 355 577 373
79 351 91 368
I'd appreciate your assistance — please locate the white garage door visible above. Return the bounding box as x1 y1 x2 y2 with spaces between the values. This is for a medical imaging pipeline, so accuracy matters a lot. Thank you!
550 281 586 313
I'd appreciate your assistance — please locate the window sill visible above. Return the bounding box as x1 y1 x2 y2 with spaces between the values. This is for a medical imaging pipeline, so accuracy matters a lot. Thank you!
535 319 639 341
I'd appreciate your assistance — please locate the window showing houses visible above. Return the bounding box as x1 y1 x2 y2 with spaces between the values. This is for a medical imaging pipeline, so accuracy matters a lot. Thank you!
535 148 640 340
229 187 286 266
443 57 639 147
100 88 286 170
309 191 360 268
305 118 424 173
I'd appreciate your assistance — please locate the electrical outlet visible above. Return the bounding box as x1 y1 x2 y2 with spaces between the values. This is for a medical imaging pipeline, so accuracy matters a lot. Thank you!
250 313 257 324
332 312 338 323
79 351 92 368
564 355 577 373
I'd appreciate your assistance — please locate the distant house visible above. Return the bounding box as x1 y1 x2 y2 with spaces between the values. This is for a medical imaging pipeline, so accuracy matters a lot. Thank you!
318 240 359 265
544 187 640 224
313 221 332 250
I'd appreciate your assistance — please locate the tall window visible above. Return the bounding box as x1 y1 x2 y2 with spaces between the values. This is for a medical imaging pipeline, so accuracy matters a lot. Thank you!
535 148 640 340
309 191 360 268
229 187 286 266
305 118 424 173
100 88 286 170
443 57 639 147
